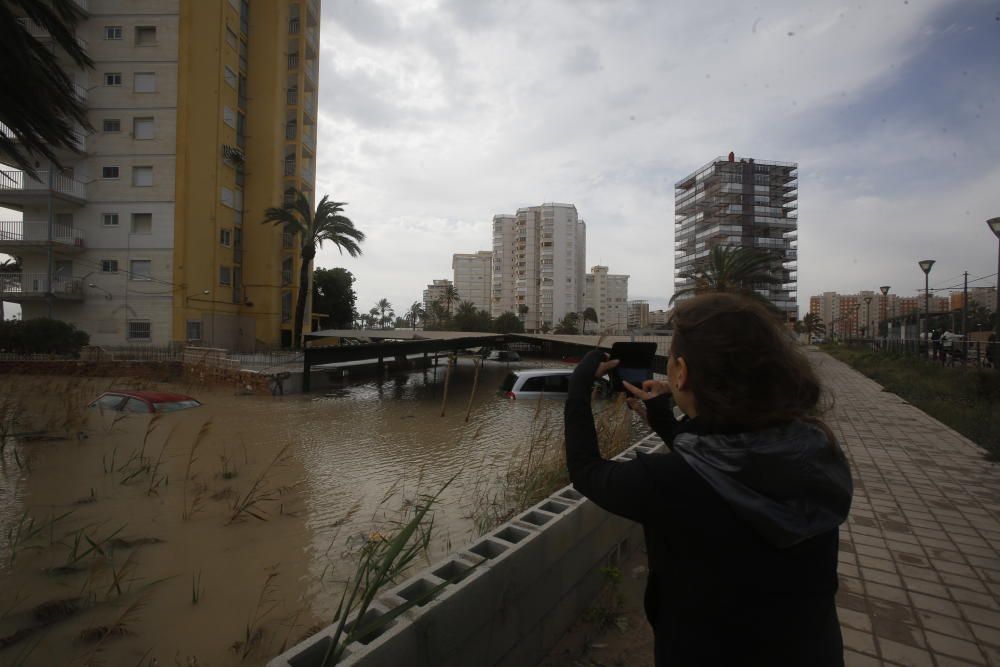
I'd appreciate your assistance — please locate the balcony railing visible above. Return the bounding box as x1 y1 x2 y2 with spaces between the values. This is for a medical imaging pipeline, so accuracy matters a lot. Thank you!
285 123 297 140
1 123 85 153
0 220 85 247
287 53 300 70
0 272 84 300
283 160 296 177
289 17 301 34
0 170 87 201
286 88 298 105
17 18 88 50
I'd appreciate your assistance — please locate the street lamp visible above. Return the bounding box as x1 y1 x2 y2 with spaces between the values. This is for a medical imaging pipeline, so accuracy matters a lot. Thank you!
918 260 935 353
989 219 1000 345
87 283 112 300
863 295 873 338
880 285 890 341
853 303 861 339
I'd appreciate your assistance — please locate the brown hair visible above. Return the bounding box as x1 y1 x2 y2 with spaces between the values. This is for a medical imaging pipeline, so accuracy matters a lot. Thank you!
670 293 831 439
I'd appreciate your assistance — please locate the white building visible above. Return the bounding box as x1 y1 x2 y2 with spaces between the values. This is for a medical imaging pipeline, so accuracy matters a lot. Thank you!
582 266 629 334
452 251 492 312
628 299 649 330
649 309 670 329
491 203 585 331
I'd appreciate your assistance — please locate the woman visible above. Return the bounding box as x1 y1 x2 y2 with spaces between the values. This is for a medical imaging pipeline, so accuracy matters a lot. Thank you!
564 293 852 666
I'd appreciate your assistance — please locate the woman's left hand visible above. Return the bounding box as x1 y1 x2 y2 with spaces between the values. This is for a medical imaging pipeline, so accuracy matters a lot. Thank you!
595 356 619 378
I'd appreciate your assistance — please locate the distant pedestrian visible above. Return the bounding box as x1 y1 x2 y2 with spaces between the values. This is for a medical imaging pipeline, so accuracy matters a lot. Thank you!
932 329 942 361
940 330 956 366
565 293 852 666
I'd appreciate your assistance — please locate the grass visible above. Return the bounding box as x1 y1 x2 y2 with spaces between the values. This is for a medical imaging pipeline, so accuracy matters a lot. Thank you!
227 442 293 524
823 344 1000 458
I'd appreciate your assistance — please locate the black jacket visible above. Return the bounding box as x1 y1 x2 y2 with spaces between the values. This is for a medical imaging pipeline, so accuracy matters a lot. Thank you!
564 351 852 667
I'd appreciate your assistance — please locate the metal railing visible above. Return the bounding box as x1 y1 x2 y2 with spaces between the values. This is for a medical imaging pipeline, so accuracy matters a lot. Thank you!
0 220 85 246
0 272 83 297
289 17 300 34
287 53 299 70
1 123 85 152
838 337 999 369
286 88 298 105
0 170 87 200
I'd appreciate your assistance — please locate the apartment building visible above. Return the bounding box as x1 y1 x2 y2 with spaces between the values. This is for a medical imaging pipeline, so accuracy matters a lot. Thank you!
0 0 320 350
582 266 629 334
674 154 798 322
491 203 585 331
451 251 492 312
422 278 453 316
627 299 649 330
950 287 997 312
648 309 670 329
810 291 950 337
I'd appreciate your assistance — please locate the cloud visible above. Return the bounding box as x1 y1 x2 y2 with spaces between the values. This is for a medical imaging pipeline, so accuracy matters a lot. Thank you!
315 0 1000 316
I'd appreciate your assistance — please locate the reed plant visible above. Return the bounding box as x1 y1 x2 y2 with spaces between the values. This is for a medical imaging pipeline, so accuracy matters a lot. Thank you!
228 442 293 524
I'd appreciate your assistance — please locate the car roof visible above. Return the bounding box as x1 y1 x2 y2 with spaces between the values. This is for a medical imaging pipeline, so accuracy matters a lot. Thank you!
103 391 198 402
510 368 573 378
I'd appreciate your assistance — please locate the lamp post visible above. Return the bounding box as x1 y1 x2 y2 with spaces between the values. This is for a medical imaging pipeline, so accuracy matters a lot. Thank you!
853 303 861 339
863 295 873 338
918 260 935 356
879 285 890 336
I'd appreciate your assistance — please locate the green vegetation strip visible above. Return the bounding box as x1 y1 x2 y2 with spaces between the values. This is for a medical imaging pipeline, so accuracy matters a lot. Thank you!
822 345 1000 459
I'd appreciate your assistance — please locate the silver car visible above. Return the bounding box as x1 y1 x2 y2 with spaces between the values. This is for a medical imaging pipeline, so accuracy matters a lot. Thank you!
499 369 572 399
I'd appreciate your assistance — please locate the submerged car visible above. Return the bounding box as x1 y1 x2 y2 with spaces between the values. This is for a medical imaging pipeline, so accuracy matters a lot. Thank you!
499 369 572 399
88 391 202 414
485 350 521 362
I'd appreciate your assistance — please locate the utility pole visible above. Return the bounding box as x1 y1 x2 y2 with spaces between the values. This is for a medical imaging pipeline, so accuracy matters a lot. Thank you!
962 271 968 336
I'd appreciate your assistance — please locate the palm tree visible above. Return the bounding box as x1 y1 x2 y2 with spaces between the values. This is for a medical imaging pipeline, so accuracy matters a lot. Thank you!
262 191 364 347
0 0 93 179
407 301 424 330
582 307 598 334
0 255 22 321
375 298 392 329
670 245 781 307
440 285 460 316
368 306 380 328
455 300 477 318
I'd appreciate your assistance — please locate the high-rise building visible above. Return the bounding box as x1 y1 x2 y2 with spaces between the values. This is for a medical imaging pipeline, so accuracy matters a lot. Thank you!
627 299 649 330
423 278 453 317
0 0 320 350
452 251 492 312
582 266 629 334
491 203 585 331
674 154 798 322
648 309 670 329
950 287 997 313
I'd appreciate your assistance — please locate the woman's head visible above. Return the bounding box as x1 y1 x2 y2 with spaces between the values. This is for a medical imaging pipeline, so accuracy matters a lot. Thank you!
669 293 823 433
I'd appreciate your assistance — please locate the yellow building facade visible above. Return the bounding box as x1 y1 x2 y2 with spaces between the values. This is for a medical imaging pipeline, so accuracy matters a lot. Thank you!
0 0 318 350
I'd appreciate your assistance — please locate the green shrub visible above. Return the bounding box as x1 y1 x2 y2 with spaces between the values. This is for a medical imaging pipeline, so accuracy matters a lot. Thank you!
0 318 90 356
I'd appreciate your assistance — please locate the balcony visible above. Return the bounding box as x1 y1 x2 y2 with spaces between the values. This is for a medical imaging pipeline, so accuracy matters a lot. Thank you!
303 94 317 119
17 18 88 51
289 17 301 34
0 170 87 205
301 164 314 184
0 272 84 302
302 125 316 151
283 159 296 177
1 123 86 157
0 220 85 252
286 88 298 106
305 58 318 83
288 53 300 71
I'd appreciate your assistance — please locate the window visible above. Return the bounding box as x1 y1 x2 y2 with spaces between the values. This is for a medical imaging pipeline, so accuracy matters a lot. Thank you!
223 106 236 129
219 266 231 285
102 166 120 179
281 258 293 286
104 72 122 86
101 260 118 273
134 72 156 93
127 320 151 341
131 213 152 234
129 260 151 281
281 291 292 322
103 119 121 133
135 26 156 45
104 26 123 40
132 166 153 187
225 26 238 49
133 117 154 140
521 377 546 392
186 320 202 341
220 229 231 246
220 187 234 208
224 65 237 89
102 213 119 226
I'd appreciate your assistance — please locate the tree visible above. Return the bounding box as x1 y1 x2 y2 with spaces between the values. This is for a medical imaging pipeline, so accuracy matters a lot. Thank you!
425 301 448 330
262 191 364 347
554 312 580 335
375 298 393 329
800 312 826 338
0 255 22 322
407 301 425 330
0 317 88 355
493 311 524 334
312 267 356 329
453 301 491 332
582 307 598 334
440 285 460 316
670 245 781 308
968 300 996 332
0 0 93 179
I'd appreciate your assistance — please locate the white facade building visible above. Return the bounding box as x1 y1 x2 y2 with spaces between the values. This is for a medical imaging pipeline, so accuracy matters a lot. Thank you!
582 266 629 334
422 278 453 317
490 204 585 331
452 251 492 312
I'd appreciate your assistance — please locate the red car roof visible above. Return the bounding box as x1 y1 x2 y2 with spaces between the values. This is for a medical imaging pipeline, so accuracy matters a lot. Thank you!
112 391 198 403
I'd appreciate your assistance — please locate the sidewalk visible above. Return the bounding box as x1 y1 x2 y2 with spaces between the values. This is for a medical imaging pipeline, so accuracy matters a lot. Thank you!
543 350 1000 666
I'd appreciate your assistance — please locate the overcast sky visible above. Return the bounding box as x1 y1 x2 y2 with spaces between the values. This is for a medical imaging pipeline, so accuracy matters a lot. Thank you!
314 0 1000 316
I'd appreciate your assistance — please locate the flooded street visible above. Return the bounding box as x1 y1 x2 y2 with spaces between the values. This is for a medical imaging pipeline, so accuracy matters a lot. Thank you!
0 357 635 666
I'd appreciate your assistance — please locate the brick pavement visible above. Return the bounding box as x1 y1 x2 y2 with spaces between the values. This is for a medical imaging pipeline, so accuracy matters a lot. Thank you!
814 350 1000 666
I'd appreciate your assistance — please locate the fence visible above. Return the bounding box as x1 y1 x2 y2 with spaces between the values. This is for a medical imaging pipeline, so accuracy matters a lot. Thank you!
839 337 998 368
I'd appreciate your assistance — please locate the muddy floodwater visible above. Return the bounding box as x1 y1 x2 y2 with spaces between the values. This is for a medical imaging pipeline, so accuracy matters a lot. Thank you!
0 357 635 666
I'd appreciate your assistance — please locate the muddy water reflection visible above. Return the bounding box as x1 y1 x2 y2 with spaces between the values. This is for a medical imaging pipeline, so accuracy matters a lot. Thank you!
0 358 608 665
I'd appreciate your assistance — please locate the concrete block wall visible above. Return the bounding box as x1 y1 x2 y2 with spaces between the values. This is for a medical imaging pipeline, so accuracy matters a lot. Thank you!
268 433 666 667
